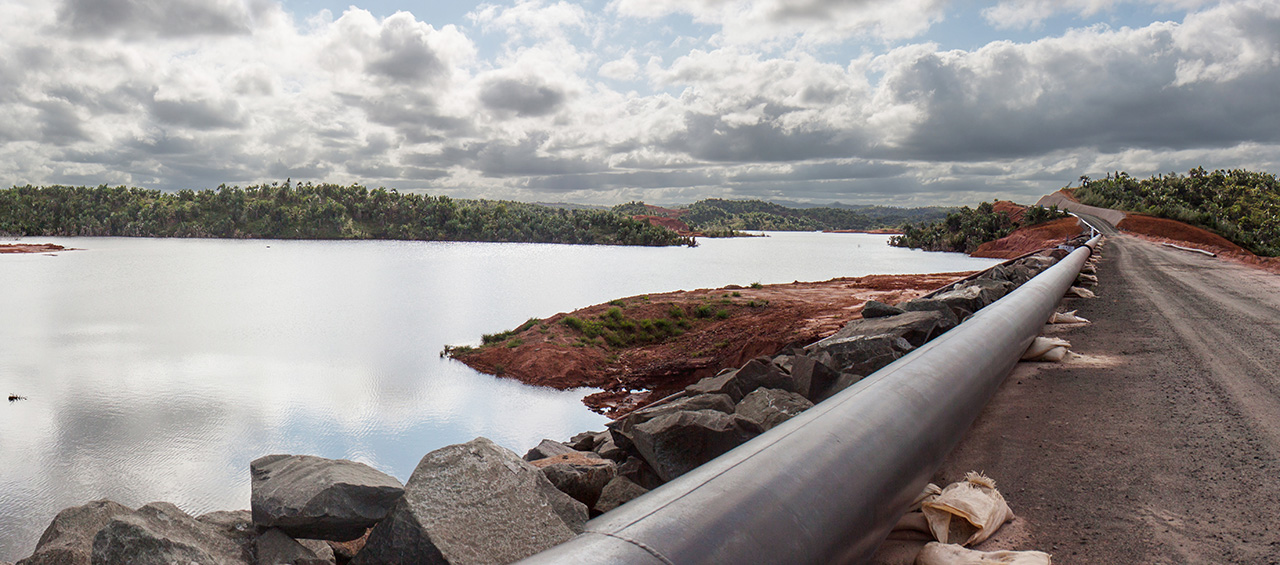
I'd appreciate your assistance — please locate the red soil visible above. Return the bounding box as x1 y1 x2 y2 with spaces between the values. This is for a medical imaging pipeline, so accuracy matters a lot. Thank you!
0 243 69 254
991 200 1027 224
971 217 1083 259
1117 215 1245 254
637 204 687 219
1116 214 1280 274
450 273 974 416
633 215 693 234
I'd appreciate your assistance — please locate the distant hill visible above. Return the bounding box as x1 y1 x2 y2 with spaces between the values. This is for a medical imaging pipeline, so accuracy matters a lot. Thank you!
612 198 954 233
0 184 693 247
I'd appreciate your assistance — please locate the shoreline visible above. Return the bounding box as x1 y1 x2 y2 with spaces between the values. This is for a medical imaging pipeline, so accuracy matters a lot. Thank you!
448 272 976 416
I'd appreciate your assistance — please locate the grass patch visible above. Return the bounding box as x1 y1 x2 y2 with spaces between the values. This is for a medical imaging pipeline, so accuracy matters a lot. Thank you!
715 308 730 319
561 303 687 348
731 291 741 297
750 281 763 289
505 338 523 348
694 304 714 318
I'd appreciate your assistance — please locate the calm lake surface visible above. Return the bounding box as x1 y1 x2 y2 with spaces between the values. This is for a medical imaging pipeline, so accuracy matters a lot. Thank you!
0 233 998 559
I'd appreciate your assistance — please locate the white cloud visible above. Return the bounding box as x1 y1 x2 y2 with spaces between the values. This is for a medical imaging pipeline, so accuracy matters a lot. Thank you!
610 0 948 44
1 0 1279 206
599 55 640 80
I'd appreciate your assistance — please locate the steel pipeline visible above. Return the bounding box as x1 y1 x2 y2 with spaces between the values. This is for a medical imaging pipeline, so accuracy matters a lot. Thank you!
519 235 1101 565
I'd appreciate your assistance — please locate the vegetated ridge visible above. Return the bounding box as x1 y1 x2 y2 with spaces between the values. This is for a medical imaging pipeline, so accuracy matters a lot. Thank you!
0 183 692 246
1072 167 1280 256
612 199 953 234
889 200 1069 254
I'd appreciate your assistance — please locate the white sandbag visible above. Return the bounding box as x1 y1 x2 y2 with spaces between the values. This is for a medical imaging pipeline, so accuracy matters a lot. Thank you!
1076 273 1098 284
1048 311 1089 324
911 483 943 511
1021 337 1070 361
922 472 1014 547
1066 286 1095 298
1032 346 1068 362
890 511 933 540
915 542 1052 565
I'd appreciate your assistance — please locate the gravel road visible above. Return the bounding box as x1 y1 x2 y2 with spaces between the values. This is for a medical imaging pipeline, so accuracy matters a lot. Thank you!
926 234 1280 563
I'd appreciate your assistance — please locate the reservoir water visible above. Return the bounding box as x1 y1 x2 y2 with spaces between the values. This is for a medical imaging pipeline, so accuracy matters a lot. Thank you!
0 232 998 559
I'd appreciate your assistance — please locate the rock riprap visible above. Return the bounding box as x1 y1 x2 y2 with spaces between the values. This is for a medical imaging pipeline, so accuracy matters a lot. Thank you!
734 388 814 431
91 502 251 565
251 454 405 542
530 452 617 509
630 409 764 482
16 499 131 565
351 437 586 565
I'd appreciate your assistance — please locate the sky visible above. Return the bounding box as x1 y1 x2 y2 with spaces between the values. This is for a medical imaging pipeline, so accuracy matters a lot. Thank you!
1 0 1278 206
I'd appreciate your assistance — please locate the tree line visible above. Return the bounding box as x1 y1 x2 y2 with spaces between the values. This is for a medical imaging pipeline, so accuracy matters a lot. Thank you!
612 198 953 232
0 183 694 246
889 202 1068 253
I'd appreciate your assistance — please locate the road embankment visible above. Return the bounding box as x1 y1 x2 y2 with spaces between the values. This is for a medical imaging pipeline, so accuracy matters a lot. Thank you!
925 234 1280 563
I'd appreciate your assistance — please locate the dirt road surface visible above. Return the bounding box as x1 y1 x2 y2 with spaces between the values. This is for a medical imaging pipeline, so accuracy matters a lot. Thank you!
924 234 1280 563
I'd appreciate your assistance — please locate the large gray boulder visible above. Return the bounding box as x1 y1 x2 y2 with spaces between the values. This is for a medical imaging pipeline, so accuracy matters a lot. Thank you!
251 454 404 542
591 432 626 461
17 499 132 565
616 456 665 490
735 388 814 431
196 511 257 554
522 439 576 462
350 437 586 565
531 452 617 508
861 300 905 318
898 299 961 330
91 502 250 565
607 393 735 452
255 528 332 565
593 477 650 515
683 358 796 402
814 371 867 403
805 334 914 376
785 354 840 402
630 409 763 482
819 310 945 348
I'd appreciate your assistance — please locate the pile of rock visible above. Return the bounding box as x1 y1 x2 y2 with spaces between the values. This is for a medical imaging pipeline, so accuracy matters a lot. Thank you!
14 443 588 565
522 240 1091 507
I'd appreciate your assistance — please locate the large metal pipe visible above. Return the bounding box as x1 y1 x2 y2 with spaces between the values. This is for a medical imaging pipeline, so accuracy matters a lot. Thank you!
520 236 1101 565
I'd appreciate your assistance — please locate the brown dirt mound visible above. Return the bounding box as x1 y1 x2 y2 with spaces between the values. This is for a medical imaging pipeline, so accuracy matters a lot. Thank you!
971 218 1082 259
1115 214 1280 274
1117 215 1245 254
991 200 1027 224
0 243 70 254
449 273 974 416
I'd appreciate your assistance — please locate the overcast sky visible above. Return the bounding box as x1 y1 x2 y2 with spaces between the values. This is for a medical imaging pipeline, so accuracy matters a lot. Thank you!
2 0 1277 206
